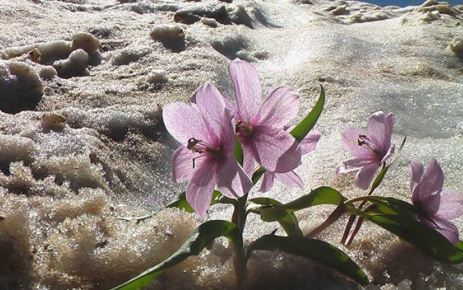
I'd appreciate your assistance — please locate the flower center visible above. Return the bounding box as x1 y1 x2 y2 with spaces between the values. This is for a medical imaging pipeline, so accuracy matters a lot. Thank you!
356 134 381 157
235 120 253 136
187 137 221 167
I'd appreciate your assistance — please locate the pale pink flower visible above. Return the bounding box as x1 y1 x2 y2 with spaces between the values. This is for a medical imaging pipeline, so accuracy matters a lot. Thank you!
410 159 463 245
337 112 395 190
229 59 302 173
259 129 321 192
163 83 252 217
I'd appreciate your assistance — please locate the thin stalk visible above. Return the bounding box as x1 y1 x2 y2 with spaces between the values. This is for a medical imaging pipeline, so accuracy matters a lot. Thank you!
232 193 249 290
306 204 345 239
341 180 382 245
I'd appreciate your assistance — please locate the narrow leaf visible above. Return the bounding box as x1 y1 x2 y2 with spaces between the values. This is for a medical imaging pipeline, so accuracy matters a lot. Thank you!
369 163 388 194
251 167 266 184
233 135 243 166
249 197 303 236
290 85 325 142
368 136 406 194
166 191 194 212
246 235 368 285
111 220 241 290
258 187 346 222
354 206 463 263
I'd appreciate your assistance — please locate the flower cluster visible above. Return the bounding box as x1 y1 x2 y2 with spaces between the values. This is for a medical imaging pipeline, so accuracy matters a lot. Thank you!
409 159 463 245
116 59 463 290
163 59 320 217
336 111 394 190
337 112 463 244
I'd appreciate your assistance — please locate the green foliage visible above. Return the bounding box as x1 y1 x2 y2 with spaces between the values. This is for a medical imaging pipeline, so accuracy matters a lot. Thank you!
246 235 368 285
166 191 194 213
350 196 463 264
111 220 242 290
256 187 346 222
233 135 243 166
249 197 303 236
368 136 406 194
290 85 325 142
251 167 266 185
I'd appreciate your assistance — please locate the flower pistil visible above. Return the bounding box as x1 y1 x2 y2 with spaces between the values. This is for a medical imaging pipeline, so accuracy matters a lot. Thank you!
356 134 381 158
187 137 221 167
235 120 253 136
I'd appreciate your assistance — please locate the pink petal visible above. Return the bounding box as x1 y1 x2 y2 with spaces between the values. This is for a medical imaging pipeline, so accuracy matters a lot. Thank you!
336 157 374 175
193 83 236 152
380 144 395 164
256 86 300 128
172 146 195 183
273 140 302 173
300 130 321 155
420 217 460 245
163 102 208 144
242 156 256 175
340 128 377 160
354 162 380 190
190 83 235 112
367 112 394 153
275 170 304 188
416 183 441 216
242 128 301 172
409 160 424 203
420 159 444 202
228 59 262 121
435 189 463 220
193 83 227 143
194 83 227 128
217 157 252 199
187 159 218 217
258 171 275 192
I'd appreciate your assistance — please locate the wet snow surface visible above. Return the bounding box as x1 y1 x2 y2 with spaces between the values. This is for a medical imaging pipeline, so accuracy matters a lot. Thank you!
0 0 463 289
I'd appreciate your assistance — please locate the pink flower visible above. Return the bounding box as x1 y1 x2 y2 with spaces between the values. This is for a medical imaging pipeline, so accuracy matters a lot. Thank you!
337 112 395 190
163 83 252 217
259 129 321 192
229 59 302 173
409 159 463 245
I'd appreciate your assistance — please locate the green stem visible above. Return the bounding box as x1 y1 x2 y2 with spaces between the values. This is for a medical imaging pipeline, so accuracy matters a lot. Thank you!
306 204 345 239
232 193 248 290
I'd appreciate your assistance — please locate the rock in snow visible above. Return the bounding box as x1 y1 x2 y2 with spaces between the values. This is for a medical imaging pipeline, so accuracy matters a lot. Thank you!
0 0 462 289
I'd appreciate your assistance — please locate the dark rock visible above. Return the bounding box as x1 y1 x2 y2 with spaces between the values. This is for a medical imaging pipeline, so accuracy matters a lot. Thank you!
174 3 231 25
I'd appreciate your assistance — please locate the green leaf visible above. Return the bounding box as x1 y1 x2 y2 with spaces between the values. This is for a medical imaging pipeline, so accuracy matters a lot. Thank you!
353 204 463 264
167 190 226 212
369 163 388 194
166 191 194 212
368 136 407 194
118 191 227 222
290 85 325 142
116 192 194 222
251 167 266 185
246 235 368 285
111 220 241 290
456 240 463 253
249 197 303 236
233 135 243 166
258 187 346 222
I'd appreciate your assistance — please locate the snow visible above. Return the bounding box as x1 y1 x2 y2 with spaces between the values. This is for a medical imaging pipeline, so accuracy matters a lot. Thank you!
0 0 462 289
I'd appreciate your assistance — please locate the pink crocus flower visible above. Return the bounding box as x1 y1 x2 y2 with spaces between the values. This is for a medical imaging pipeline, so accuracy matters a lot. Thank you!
163 83 252 217
259 129 321 192
228 59 302 173
337 111 395 190
409 159 463 245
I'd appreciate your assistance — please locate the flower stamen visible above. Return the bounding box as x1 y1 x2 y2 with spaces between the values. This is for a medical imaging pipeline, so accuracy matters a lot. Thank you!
187 137 221 168
235 120 253 136
355 134 382 157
